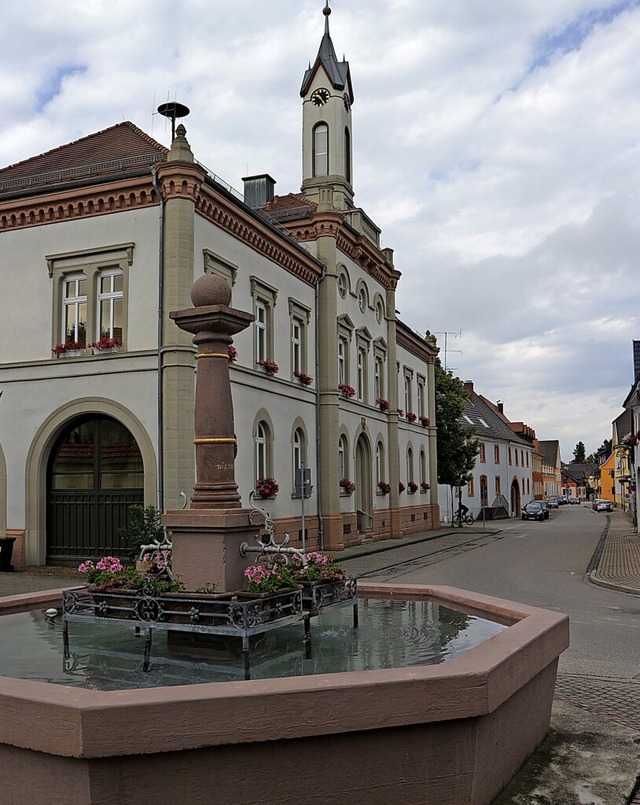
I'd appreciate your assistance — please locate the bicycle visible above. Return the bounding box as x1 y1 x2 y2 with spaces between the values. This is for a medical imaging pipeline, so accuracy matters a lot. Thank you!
452 511 475 526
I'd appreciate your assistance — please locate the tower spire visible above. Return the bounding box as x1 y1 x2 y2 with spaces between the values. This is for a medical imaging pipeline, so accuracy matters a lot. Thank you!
324 0 331 35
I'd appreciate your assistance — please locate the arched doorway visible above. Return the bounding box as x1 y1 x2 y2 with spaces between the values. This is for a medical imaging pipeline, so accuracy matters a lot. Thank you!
355 434 373 533
510 478 521 517
46 415 144 562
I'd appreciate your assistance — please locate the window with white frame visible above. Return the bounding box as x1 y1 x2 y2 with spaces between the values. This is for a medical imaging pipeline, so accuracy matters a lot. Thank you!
96 268 124 341
376 441 384 485
291 318 302 374
374 356 383 400
338 435 347 480
417 380 424 417
289 300 311 379
404 373 412 413
420 450 427 486
255 421 270 481
357 347 366 401
63 273 87 344
313 123 329 177
292 428 305 494
407 447 414 483
338 337 347 386
251 278 277 366
48 243 133 354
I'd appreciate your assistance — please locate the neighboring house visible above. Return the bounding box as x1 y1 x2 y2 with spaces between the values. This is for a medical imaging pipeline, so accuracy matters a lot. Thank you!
595 451 616 503
438 383 534 521
0 7 438 566
612 409 634 513
537 441 562 499
561 463 595 501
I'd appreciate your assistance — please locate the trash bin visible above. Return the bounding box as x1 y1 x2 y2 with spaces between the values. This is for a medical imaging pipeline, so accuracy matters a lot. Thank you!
0 537 16 572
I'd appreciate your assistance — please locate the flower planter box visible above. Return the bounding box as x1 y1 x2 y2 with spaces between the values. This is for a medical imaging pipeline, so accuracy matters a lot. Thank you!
84 587 232 626
56 349 84 358
232 587 303 626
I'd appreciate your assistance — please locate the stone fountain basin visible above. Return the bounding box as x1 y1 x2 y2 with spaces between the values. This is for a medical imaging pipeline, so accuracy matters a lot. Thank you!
0 582 568 805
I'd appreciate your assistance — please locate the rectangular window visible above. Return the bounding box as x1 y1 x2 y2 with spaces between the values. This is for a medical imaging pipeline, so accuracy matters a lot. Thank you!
291 317 302 374
417 382 424 417
63 273 87 344
404 375 411 413
96 268 124 341
468 479 475 497
48 242 132 356
357 347 366 401
509 447 512 465
494 444 500 464
255 300 268 363
374 357 383 400
479 443 486 463
314 124 328 177
495 476 501 496
338 337 347 386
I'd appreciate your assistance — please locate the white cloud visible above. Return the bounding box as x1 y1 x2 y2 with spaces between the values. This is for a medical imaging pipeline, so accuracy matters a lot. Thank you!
1 0 638 459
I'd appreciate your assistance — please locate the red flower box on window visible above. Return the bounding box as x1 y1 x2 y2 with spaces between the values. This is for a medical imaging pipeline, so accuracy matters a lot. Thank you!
397 409 404 417
376 398 390 412
52 341 85 356
398 482 406 493
419 416 431 427
339 478 356 494
338 384 355 398
89 337 122 352
294 370 313 385
258 359 279 376
256 477 279 499
377 481 391 495
227 345 238 362
406 412 417 423
407 481 419 494
421 482 431 492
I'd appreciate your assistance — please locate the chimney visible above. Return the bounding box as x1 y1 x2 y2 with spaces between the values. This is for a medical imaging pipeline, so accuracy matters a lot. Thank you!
463 381 474 396
497 401 504 414
242 174 276 208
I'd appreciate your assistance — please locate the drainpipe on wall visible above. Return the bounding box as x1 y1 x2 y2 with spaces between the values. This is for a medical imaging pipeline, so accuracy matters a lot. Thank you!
151 167 165 512
315 262 327 551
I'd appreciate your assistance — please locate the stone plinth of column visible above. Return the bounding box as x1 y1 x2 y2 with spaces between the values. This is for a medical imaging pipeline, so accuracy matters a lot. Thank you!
164 274 257 592
163 509 259 593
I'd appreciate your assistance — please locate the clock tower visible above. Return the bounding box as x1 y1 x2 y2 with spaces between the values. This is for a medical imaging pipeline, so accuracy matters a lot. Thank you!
300 2 354 210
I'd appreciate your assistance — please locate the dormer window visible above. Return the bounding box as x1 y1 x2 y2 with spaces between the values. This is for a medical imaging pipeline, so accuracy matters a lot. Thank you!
313 123 328 177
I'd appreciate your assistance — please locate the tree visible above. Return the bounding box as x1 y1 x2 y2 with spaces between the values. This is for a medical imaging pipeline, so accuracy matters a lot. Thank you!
573 441 586 463
435 361 480 488
585 439 612 464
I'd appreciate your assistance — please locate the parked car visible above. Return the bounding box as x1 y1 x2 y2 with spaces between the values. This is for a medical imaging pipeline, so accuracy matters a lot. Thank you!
594 499 613 512
522 501 548 521
546 498 559 509
569 497 581 505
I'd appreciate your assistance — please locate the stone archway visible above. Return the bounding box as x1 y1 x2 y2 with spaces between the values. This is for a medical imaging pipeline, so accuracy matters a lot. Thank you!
355 433 373 533
24 398 156 565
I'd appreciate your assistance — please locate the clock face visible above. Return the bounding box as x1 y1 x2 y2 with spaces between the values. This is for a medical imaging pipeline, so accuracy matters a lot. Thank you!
311 88 330 107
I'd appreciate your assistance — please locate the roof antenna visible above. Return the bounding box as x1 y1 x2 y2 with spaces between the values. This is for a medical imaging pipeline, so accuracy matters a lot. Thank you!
157 101 191 140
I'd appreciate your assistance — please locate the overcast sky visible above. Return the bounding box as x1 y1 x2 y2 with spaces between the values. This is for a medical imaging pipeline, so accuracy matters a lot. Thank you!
2 0 639 461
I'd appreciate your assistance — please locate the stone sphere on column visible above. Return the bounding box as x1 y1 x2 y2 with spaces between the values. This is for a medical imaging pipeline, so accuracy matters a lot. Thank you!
191 274 232 308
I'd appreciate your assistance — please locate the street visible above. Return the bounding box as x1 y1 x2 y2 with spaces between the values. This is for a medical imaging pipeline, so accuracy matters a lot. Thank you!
343 503 640 679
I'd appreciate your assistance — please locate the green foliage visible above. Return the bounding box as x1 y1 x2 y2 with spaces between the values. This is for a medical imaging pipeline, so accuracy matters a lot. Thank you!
119 504 165 559
435 362 480 488
573 441 586 463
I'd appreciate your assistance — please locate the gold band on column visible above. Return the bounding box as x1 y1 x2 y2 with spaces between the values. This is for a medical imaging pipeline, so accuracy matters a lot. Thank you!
193 437 237 444
195 352 229 359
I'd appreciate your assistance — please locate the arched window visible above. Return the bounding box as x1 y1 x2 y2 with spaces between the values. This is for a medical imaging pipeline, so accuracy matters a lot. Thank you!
376 441 385 485
255 421 270 480
313 123 329 177
344 127 351 183
407 447 414 483
420 450 426 486
292 428 305 491
338 435 347 480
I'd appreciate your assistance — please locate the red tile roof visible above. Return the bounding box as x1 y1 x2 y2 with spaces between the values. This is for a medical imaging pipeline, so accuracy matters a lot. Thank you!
0 122 167 194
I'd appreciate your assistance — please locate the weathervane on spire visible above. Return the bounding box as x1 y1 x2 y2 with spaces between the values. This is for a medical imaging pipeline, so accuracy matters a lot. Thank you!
324 0 331 33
